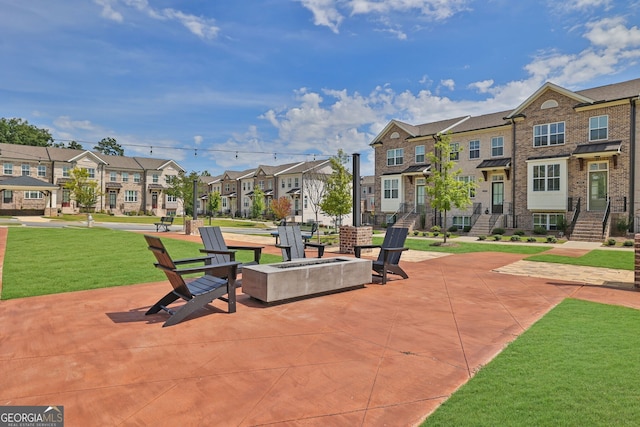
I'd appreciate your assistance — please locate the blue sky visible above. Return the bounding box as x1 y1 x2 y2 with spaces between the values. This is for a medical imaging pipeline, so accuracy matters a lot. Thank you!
1 0 639 176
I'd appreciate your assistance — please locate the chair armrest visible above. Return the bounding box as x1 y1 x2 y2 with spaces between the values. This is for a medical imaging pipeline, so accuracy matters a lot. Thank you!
353 244 382 258
172 255 217 265
275 244 292 261
227 245 263 263
156 261 241 275
199 248 237 255
304 242 325 258
380 247 408 263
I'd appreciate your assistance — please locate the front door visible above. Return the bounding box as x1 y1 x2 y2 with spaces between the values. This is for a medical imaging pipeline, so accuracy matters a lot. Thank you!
588 161 608 211
151 192 158 209
109 191 117 209
492 181 504 214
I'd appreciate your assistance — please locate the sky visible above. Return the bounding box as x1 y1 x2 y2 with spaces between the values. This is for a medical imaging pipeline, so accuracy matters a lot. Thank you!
1 0 639 177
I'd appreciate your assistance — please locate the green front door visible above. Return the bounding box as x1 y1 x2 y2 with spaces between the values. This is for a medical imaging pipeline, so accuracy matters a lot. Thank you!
588 162 608 211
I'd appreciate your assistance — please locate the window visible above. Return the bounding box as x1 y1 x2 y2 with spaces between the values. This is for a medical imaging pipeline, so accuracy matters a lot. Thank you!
22 164 30 176
415 145 425 163
3 190 12 203
450 143 460 161
491 137 504 157
243 197 249 207
110 172 117 182
124 190 137 202
281 180 285 188
122 172 129 182
152 174 159 183
259 180 264 189
294 177 299 188
83 168 96 178
534 122 565 146
3 163 12 175
304 196 308 209
452 216 471 230
387 148 404 166
222 198 227 208
24 190 43 199
268 180 273 189
133 173 141 183
383 179 399 199
167 194 177 202
287 178 291 188
224 183 230 192
62 167 70 178
469 140 480 159
165 175 175 184
589 115 608 141
533 164 560 191
533 213 564 231
457 176 476 198
38 165 46 177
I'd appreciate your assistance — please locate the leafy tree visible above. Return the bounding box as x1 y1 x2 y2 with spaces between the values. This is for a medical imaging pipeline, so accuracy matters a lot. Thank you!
52 140 84 149
94 137 124 156
64 167 103 223
270 196 292 221
303 166 328 241
425 132 477 244
0 117 53 146
251 187 265 218
320 149 352 230
208 191 221 217
165 171 202 226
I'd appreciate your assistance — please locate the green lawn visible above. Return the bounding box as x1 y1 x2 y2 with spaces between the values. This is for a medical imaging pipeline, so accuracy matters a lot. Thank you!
50 213 269 228
1 228 281 299
423 299 640 426
525 249 634 270
374 236 551 255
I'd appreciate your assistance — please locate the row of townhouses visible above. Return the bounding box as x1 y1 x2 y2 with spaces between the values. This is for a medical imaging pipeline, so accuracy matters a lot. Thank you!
202 159 346 226
0 143 184 216
371 77 640 240
0 142 345 226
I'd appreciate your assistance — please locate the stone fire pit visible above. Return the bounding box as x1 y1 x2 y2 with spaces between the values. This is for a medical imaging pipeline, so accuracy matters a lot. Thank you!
241 257 372 303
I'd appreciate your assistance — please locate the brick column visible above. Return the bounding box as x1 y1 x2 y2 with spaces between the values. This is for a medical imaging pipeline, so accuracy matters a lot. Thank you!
635 234 640 289
185 219 204 236
340 225 372 254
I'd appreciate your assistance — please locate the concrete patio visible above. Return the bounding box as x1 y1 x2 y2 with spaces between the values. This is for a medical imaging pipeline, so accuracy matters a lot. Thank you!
1 229 639 426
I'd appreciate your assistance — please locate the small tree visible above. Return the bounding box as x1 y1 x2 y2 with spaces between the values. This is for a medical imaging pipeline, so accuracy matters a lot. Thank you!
251 187 265 218
320 149 352 231
303 167 328 242
165 171 202 229
270 196 292 222
64 167 103 222
425 133 476 244
208 191 221 218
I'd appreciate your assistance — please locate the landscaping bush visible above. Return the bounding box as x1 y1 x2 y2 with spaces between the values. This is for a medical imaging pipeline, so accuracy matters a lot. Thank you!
422 231 428 237
448 225 458 233
463 225 472 233
433 232 440 237
510 235 521 241
605 238 617 246
546 236 557 243
413 230 419 236
527 237 537 242
492 235 502 241
492 227 505 235
514 230 525 236
624 240 634 247
478 235 487 241
533 226 548 235
431 225 441 233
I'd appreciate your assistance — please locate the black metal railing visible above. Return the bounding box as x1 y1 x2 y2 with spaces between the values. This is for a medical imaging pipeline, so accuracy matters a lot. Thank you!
567 197 581 236
602 197 611 236
470 203 482 227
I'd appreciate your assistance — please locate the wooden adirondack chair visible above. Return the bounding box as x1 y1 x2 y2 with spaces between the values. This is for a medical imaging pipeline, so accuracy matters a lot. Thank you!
275 225 325 262
354 227 409 284
144 235 239 327
198 226 263 272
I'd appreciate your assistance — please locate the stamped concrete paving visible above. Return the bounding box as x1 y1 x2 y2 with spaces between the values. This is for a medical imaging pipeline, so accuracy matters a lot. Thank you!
1 228 640 426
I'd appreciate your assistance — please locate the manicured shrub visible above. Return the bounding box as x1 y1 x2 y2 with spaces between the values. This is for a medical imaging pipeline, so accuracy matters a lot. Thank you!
546 236 557 243
510 235 521 241
533 226 547 235
623 240 634 247
431 225 441 233
463 225 472 233
433 232 440 237
514 230 525 236
492 227 505 235
492 235 502 241
413 230 419 236
422 232 428 237
605 238 617 246
448 225 458 233
527 237 537 242
478 235 487 241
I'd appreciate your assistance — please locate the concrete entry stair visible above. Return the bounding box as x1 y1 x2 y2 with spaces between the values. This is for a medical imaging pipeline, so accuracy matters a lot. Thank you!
571 211 606 242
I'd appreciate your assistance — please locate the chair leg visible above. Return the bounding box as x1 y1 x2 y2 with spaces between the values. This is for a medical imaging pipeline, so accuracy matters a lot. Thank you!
146 291 180 315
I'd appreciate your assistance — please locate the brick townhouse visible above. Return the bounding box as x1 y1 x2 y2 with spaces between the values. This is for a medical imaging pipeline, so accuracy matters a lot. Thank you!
370 77 640 240
0 143 184 216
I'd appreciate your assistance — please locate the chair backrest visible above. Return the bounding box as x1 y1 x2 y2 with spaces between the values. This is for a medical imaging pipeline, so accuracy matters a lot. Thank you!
144 235 192 298
199 226 231 264
378 227 408 265
278 225 306 261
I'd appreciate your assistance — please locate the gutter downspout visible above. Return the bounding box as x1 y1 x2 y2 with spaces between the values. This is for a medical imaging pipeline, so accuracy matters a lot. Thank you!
510 117 517 229
630 96 637 230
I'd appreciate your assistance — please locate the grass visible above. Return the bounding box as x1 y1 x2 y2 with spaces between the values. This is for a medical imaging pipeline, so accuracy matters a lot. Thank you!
423 299 640 426
373 236 551 255
1 227 281 300
525 249 634 270
50 213 269 228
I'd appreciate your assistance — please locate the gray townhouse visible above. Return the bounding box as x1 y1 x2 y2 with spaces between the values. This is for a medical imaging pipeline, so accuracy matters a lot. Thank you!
370 77 640 240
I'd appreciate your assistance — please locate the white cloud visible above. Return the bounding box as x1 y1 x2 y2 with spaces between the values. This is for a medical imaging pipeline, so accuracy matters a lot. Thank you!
298 0 344 34
468 79 494 93
440 79 455 91
94 0 220 39
194 135 203 145
552 0 612 12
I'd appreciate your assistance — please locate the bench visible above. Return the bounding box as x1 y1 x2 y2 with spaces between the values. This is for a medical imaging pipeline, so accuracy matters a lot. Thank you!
154 216 174 232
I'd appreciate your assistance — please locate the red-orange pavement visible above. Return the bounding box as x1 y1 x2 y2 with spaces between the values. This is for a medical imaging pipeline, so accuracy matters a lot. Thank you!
1 229 640 426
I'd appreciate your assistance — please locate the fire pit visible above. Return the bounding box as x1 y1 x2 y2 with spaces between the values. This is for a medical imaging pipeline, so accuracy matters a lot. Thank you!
241 257 372 303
